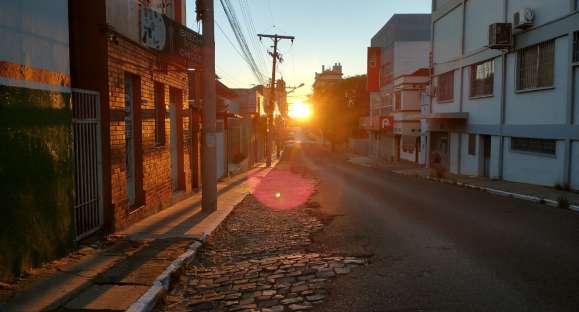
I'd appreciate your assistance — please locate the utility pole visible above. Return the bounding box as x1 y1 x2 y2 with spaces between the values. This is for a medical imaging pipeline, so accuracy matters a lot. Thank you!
201 0 217 211
258 33 295 167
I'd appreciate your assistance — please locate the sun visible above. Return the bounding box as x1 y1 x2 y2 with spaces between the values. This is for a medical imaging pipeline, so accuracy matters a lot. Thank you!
289 101 312 120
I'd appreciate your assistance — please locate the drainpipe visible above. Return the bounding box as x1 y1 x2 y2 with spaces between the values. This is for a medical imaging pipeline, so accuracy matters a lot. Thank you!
497 0 510 180
563 27 575 187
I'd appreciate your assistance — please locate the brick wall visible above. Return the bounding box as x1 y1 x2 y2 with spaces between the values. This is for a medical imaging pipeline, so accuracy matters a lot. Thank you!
107 36 195 231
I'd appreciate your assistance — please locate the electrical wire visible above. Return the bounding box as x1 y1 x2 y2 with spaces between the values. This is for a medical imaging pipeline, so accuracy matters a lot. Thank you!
219 0 266 84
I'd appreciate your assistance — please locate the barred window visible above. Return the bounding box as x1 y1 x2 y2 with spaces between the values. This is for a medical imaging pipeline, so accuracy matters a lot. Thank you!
468 134 476 155
573 31 579 63
470 60 494 97
511 138 556 156
517 40 555 90
154 82 166 146
437 71 454 102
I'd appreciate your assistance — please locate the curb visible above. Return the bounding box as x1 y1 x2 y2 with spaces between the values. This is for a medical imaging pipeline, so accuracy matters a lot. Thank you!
346 157 579 214
422 175 579 213
126 240 203 312
126 158 282 312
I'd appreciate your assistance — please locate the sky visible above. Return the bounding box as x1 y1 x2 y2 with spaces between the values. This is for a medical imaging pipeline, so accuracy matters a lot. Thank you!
186 0 431 102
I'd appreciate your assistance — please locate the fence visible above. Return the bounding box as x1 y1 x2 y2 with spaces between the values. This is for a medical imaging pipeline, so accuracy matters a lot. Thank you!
72 89 103 240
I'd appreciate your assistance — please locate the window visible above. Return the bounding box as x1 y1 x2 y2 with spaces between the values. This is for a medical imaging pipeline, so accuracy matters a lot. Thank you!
394 92 402 111
468 134 477 155
517 40 555 90
470 60 494 97
437 71 454 102
511 138 556 156
154 82 166 146
573 31 579 63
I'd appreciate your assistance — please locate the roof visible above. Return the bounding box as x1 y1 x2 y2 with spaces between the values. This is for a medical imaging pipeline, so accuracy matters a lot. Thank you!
371 14 431 48
216 81 237 99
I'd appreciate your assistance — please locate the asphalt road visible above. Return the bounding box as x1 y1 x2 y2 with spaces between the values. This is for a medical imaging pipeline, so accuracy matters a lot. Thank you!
285 139 579 312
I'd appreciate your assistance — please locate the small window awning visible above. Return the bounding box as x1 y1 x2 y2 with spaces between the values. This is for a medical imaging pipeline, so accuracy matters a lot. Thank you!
422 112 469 119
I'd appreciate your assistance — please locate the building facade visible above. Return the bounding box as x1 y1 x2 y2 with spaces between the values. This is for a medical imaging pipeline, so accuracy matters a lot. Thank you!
70 0 201 232
427 0 579 189
366 14 431 162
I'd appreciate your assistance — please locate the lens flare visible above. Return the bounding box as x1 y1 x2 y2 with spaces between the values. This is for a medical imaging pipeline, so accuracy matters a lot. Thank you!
248 170 314 210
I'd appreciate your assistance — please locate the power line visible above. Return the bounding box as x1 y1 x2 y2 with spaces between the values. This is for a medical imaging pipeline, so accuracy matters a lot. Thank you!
219 0 266 84
238 0 269 76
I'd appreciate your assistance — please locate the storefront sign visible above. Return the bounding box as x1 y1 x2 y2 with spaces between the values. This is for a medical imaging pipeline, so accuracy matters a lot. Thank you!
367 47 381 92
381 116 394 130
140 8 202 66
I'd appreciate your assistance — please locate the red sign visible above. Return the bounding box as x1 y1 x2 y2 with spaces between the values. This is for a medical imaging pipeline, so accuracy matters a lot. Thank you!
367 47 381 92
381 116 394 130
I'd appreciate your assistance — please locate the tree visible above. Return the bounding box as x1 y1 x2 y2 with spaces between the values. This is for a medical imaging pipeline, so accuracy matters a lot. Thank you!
313 75 368 149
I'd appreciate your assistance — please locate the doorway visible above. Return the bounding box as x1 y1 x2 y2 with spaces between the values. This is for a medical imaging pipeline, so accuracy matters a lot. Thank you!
481 135 491 177
431 132 450 170
169 87 185 192
124 73 144 210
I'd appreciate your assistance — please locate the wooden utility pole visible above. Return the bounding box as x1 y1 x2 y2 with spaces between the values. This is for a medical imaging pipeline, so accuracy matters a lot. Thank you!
201 0 217 211
258 34 294 167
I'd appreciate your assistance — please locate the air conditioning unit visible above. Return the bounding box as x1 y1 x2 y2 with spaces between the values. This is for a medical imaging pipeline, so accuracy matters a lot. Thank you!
513 8 535 29
488 23 513 50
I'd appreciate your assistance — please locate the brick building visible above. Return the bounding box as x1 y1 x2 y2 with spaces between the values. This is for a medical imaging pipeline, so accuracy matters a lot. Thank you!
69 0 202 231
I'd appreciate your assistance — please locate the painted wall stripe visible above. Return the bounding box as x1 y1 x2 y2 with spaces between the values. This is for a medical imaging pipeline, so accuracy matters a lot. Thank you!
0 61 70 88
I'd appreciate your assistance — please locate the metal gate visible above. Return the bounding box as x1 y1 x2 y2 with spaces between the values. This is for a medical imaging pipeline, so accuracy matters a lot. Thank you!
72 89 103 240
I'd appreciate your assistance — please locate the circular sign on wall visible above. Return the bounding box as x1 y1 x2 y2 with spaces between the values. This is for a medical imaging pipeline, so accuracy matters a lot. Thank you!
140 9 167 51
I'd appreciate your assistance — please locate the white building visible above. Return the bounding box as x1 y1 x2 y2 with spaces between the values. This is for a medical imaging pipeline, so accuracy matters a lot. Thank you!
366 14 431 162
427 0 579 189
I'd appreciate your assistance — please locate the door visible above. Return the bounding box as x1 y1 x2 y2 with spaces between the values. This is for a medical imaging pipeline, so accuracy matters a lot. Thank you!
482 135 491 177
431 132 450 170
124 74 136 207
169 88 185 192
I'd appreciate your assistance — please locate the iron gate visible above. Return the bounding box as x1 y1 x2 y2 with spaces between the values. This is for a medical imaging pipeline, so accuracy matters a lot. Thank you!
72 89 103 240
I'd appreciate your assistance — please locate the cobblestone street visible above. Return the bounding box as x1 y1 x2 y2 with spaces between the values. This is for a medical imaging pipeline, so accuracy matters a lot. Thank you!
159 170 366 312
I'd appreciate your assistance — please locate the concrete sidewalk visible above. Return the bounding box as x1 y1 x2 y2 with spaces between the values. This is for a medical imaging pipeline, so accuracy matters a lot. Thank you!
0 162 278 312
347 155 579 212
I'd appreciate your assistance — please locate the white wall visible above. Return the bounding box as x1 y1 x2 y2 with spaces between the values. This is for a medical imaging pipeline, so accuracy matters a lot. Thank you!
507 0 571 26
502 138 565 187
449 132 461 174
504 36 569 125
434 0 453 11
393 41 431 78
433 5 462 64
107 0 140 43
432 69 461 113
464 0 504 54
571 141 579 190
462 57 502 125
0 0 69 80
490 136 502 179
460 133 479 176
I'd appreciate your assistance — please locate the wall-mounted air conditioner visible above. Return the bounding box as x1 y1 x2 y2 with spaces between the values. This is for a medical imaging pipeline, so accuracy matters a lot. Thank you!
513 8 535 30
488 23 513 50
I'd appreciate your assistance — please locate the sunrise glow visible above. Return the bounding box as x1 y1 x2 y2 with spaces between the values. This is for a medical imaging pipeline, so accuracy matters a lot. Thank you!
288 101 313 120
